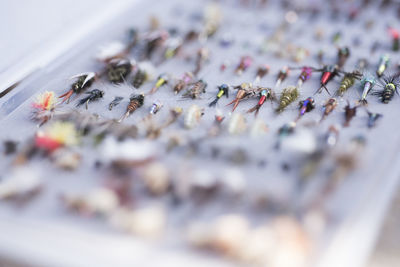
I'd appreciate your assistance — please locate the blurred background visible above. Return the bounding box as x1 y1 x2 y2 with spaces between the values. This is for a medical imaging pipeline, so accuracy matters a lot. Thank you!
0 0 133 92
0 1 400 267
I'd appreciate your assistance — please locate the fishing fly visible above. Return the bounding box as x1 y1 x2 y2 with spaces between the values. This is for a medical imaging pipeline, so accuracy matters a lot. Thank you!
149 73 169 94
337 46 350 68
132 69 147 89
163 36 182 60
358 75 376 105
297 97 315 121
235 56 253 75
149 100 163 115
295 67 313 88
276 121 296 149
372 74 400 103
254 64 270 83
207 111 225 137
335 70 362 97
31 91 57 126
344 101 357 127
276 86 299 113
275 66 290 88
107 58 133 83
108 96 123 111
200 2 222 40
366 111 382 128
184 105 204 129
314 64 342 95
59 72 96 103
132 62 155 89
247 87 275 116
320 98 338 122
388 27 399 51
376 54 390 77
76 89 104 109
193 47 210 76
291 64 343 94
226 83 259 111
174 72 194 95
118 94 145 122
182 80 207 99
143 30 169 60
209 84 229 107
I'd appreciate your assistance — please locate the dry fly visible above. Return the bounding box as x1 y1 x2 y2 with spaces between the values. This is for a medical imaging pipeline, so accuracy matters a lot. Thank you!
32 91 57 126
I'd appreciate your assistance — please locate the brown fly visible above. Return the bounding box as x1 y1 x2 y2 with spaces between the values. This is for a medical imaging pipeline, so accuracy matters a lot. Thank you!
118 94 145 122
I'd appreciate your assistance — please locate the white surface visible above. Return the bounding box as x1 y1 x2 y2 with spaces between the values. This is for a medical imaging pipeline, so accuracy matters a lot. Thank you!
0 216 231 267
0 1 399 267
0 0 135 95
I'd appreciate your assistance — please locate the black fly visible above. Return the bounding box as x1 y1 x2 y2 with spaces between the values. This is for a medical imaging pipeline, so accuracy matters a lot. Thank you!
77 89 104 109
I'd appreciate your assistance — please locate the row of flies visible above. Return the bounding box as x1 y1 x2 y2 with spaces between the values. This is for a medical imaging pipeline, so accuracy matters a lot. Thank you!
56 45 398 127
54 26 207 122
209 48 399 126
